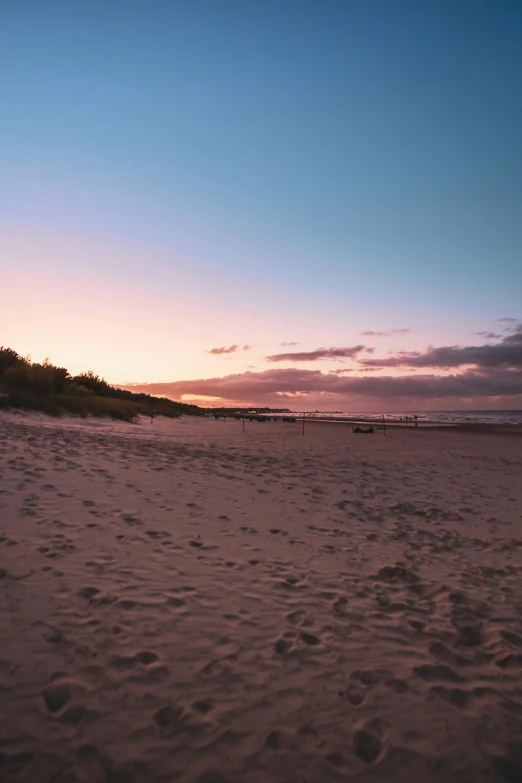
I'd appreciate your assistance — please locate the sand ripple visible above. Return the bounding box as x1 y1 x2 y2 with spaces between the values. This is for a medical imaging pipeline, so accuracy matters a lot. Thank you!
1 412 522 782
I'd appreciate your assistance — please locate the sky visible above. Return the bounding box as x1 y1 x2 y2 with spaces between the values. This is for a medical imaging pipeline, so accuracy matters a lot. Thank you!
1 0 521 410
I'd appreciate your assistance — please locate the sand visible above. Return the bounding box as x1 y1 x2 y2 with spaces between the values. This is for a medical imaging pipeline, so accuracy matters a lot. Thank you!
1 411 522 783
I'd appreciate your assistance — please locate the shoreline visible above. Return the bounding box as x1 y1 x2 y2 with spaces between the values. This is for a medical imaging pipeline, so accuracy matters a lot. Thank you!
4 407 522 436
300 416 522 435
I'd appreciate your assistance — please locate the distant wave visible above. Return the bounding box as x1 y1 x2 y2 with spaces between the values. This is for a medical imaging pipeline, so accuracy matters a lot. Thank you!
296 410 522 425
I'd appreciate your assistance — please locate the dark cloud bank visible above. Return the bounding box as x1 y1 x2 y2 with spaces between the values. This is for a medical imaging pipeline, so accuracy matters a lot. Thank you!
361 325 522 370
266 345 370 362
122 326 522 406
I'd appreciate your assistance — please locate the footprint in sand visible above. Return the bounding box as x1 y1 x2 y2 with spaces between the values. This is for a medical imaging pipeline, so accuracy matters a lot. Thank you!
191 699 214 715
43 630 64 644
153 704 184 727
146 530 171 539
385 678 409 694
492 754 522 783
286 609 307 625
413 664 464 683
43 682 72 712
43 675 87 726
109 652 169 682
77 587 100 599
428 685 471 710
496 653 522 670
274 638 293 655
324 752 349 770
353 718 387 763
0 751 34 777
134 651 159 665
358 668 394 686
299 631 321 646
265 729 289 751
343 685 366 706
167 596 186 610
199 656 237 677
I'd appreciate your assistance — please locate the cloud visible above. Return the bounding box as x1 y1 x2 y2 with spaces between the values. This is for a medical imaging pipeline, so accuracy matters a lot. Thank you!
119 366 522 404
207 345 238 355
473 332 502 339
207 344 249 355
280 341 299 346
504 325 522 342
361 325 522 370
360 329 410 337
497 317 517 322
265 345 368 362
117 327 522 408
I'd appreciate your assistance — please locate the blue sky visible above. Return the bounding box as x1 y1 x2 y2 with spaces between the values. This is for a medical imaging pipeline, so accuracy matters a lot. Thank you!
1 0 521 407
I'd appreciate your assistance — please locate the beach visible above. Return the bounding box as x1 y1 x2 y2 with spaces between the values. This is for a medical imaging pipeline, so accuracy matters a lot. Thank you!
1 411 522 783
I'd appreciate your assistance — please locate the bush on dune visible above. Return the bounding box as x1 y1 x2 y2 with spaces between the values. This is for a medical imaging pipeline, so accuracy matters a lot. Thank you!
64 382 95 397
0 345 204 422
0 389 141 421
0 387 64 416
57 395 141 422
5 363 56 395
3 355 70 395
0 347 24 377
71 371 112 396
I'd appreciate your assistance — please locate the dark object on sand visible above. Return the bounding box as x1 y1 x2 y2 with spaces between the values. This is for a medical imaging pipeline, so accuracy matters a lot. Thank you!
353 426 374 434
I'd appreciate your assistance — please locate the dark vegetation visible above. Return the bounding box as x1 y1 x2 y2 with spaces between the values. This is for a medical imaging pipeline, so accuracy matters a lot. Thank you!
0 347 204 422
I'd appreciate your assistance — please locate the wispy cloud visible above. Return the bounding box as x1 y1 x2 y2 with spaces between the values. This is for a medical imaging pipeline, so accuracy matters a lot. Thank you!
207 345 239 355
497 317 518 323
473 331 502 339
266 345 369 362
360 329 410 337
242 345 250 351
280 341 299 346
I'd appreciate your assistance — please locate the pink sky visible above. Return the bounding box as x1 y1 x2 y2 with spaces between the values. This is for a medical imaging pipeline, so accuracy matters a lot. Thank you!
2 1 521 413
2 237 521 412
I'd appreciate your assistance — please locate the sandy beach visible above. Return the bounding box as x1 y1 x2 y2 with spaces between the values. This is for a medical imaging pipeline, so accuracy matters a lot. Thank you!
1 411 522 783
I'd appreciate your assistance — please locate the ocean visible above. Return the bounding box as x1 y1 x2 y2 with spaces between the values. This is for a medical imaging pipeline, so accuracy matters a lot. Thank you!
296 410 522 425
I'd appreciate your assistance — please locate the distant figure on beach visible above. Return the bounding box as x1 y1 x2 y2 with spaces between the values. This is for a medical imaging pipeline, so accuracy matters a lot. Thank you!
414 415 418 427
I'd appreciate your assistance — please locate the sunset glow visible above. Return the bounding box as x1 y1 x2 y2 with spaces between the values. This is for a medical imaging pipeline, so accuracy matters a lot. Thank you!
2 1 521 411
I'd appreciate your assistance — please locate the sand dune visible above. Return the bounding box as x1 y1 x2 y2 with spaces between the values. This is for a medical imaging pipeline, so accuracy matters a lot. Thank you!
1 411 521 782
